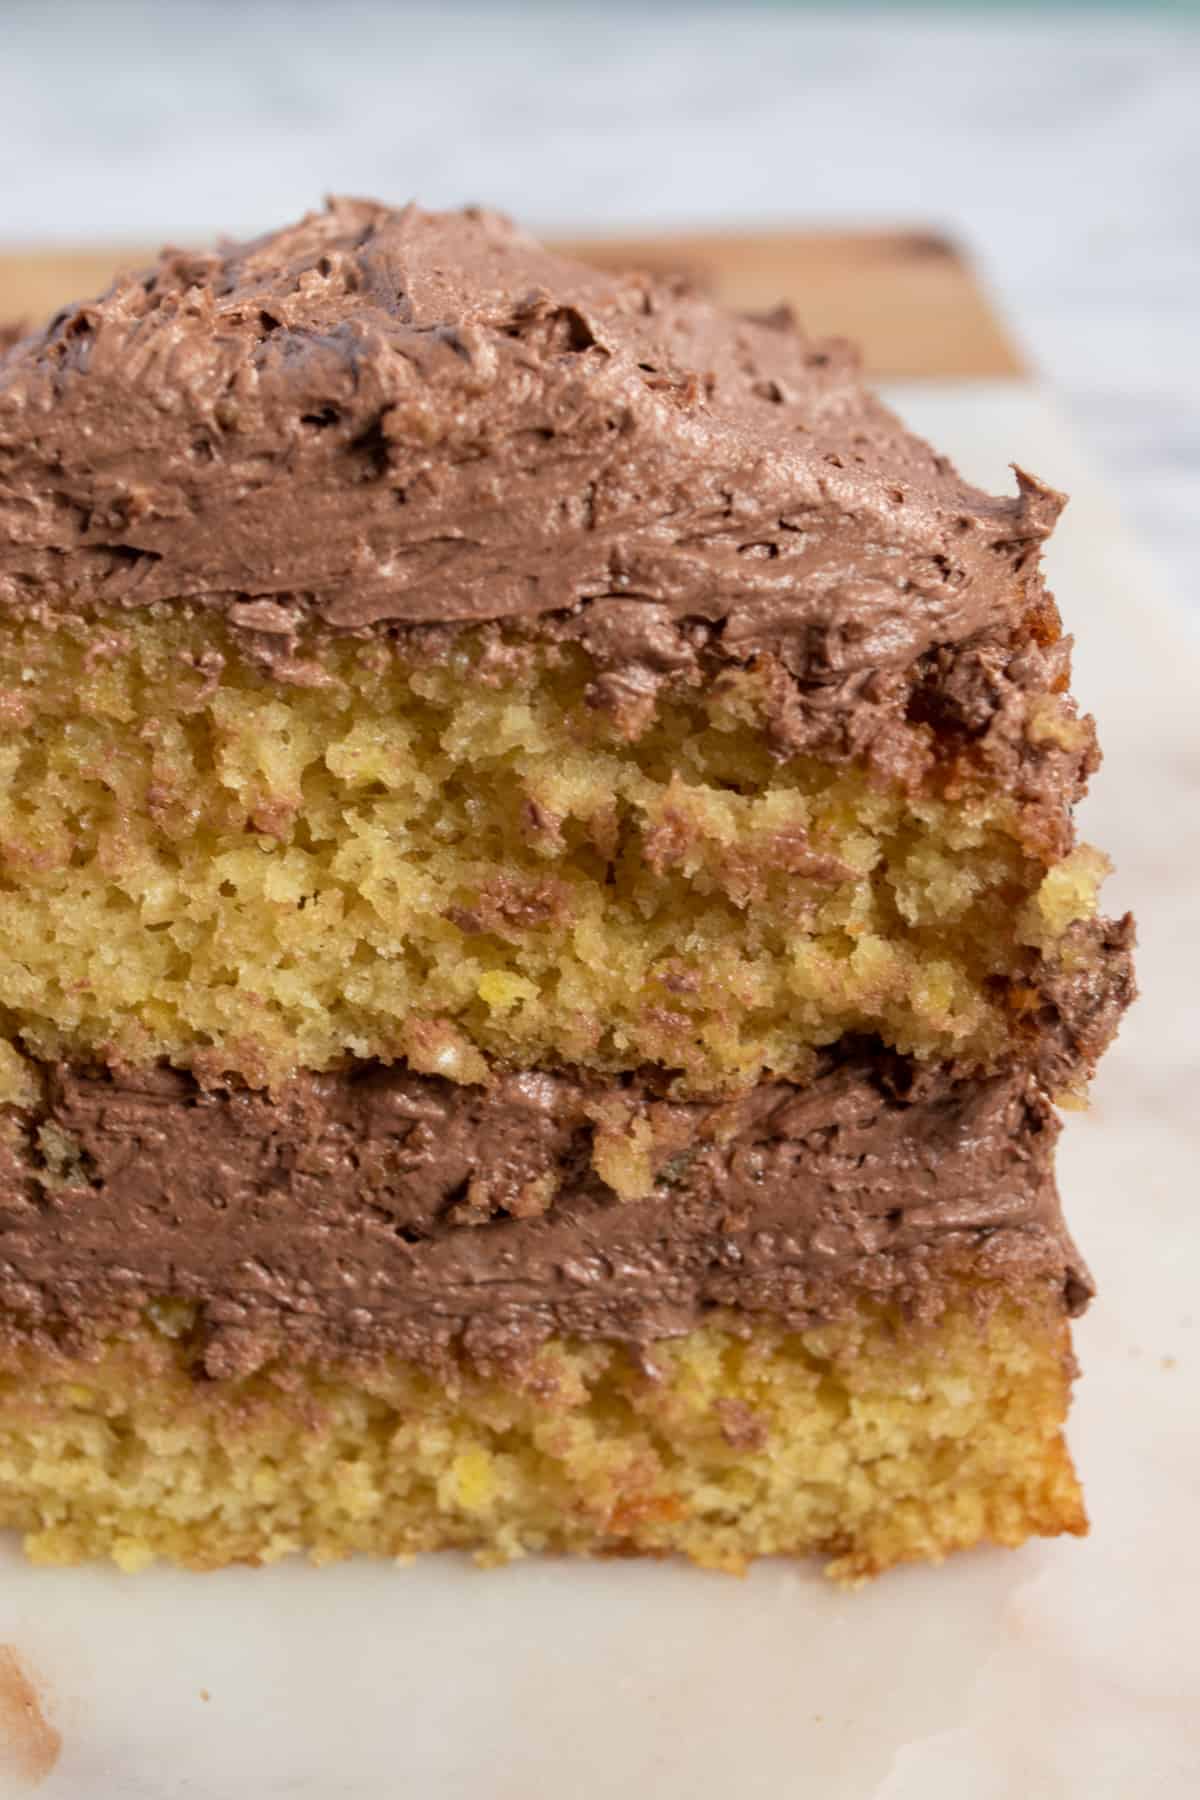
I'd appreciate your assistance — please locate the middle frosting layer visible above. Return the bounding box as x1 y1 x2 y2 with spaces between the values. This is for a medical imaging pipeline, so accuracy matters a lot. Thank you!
0 1048 1089 1375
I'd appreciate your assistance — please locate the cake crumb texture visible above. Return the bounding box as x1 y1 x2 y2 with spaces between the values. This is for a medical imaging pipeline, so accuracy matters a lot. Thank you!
0 612 1111 1092
0 1299 1084 1581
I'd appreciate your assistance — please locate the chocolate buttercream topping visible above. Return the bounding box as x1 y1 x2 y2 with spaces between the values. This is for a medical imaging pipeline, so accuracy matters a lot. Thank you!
0 1049 1088 1376
1 199 1060 680
0 199 1105 839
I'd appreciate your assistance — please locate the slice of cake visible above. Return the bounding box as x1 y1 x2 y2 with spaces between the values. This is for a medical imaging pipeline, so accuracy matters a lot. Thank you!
0 201 1133 1577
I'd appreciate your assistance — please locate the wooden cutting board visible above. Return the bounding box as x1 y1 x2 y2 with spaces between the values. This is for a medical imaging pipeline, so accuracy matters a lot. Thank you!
0 229 1022 379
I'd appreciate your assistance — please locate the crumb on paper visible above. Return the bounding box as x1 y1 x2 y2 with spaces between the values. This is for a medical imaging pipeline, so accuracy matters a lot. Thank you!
0 1645 62 1787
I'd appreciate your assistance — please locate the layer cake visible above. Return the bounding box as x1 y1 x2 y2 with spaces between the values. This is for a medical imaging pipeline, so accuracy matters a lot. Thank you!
0 201 1133 1576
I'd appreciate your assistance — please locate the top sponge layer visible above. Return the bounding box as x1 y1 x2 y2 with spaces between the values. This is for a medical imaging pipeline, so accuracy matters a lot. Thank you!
0 198 1061 680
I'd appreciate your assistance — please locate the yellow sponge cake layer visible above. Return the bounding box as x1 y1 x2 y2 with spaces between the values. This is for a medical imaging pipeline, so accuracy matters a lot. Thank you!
0 610 1115 1093
0 1294 1083 1581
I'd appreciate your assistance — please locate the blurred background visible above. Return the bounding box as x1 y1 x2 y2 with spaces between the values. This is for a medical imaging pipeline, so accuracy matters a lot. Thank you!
0 0 1196 610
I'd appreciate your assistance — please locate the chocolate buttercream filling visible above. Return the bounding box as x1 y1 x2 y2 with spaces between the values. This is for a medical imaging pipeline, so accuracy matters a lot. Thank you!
0 1046 1089 1377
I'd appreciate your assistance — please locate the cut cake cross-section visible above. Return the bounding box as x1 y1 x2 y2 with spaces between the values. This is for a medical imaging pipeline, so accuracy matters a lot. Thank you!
0 200 1133 1576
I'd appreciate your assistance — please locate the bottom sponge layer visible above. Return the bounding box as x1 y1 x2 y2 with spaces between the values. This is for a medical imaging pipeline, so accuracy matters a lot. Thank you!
0 1295 1084 1582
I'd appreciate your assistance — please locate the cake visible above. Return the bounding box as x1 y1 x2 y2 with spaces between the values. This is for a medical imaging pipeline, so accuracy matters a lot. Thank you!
0 201 1133 1577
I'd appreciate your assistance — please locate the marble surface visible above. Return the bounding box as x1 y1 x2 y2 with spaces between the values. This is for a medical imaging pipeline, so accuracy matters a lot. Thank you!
1 1 1197 615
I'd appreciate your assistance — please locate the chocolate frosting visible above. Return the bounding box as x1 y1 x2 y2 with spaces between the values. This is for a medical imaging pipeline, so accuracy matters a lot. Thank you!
0 199 1106 836
0 199 1061 673
0 1049 1088 1376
